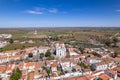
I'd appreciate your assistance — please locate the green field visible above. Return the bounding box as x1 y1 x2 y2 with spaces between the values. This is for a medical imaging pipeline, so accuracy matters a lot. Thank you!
0 27 120 51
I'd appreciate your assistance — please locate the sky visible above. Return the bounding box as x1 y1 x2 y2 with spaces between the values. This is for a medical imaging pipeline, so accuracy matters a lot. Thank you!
0 0 120 28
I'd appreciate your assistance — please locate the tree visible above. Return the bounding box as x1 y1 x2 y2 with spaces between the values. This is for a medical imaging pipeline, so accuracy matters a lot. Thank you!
40 53 44 60
45 50 51 57
65 70 68 73
10 68 21 80
21 45 25 49
9 38 14 44
97 78 102 80
78 62 88 69
47 56 55 60
113 37 118 47
79 47 84 54
44 67 51 77
105 39 111 47
90 52 101 57
90 65 95 71
57 66 61 71
72 68 76 72
114 51 119 57
28 53 33 58
0 48 3 52
59 71 64 75
46 68 51 75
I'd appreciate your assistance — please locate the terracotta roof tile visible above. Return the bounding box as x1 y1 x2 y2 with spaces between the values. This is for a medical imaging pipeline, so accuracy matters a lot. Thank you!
29 72 34 80
26 62 35 67
99 73 111 80
0 65 6 73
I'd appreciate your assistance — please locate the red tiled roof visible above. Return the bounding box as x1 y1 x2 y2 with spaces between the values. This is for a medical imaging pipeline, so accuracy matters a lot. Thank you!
63 76 87 80
29 72 34 80
99 73 112 80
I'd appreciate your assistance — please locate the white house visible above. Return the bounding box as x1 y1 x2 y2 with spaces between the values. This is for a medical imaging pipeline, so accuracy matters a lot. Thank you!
26 62 35 72
92 70 104 77
67 48 78 56
6 64 15 74
87 57 102 64
34 69 40 79
92 61 108 71
51 63 57 72
0 34 12 39
105 69 117 80
0 41 9 48
60 59 71 71
0 56 9 64
82 69 92 75
38 46 50 54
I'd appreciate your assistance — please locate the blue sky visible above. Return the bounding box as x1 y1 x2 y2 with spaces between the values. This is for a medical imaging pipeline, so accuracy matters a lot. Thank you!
0 0 120 27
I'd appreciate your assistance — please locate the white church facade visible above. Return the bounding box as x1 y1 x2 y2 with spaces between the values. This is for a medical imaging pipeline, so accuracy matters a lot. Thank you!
55 43 66 58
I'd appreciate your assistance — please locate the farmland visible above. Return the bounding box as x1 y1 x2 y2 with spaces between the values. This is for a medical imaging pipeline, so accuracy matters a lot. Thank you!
0 27 120 51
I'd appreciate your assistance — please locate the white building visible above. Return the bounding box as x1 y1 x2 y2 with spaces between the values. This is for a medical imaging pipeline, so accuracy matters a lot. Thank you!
55 43 66 58
0 41 9 48
82 69 92 75
38 46 50 54
87 57 102 64
67 48 78 56
92 61 108 71
60 59 71 71
51 63 57 72
0 34 12 39
105 69 117 80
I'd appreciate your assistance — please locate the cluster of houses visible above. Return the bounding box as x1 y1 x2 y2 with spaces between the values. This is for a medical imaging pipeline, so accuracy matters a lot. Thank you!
0 41 9 48
0 34 12 48
0 43 120 80
0 34 12 39
0 46 50 64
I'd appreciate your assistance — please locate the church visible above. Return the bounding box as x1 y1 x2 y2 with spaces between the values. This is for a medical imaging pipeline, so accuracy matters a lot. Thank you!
55 43 66 58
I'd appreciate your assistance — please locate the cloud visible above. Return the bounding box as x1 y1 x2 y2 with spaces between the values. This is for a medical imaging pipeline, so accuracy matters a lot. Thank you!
48 8 58 13
115 9 120 12
26 10 43 14
25 7 58 15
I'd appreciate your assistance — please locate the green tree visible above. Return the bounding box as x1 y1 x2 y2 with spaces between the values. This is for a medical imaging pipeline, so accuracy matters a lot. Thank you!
78 62 88 69
21 45 25 49
0 48 3 52
9 38 14 44
79 47 84 54
59 71 64 75
113 37 118 47
47 56 55 60
40 53 44 60
105 39 111 47
90 52 101 57
90 65 95 71
44 67 51 77
10 68 21 80
97 78 102 80
45 50 51 57
72 68 76 72
28 53 33 58
57 66 61 71
114 51 119 57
